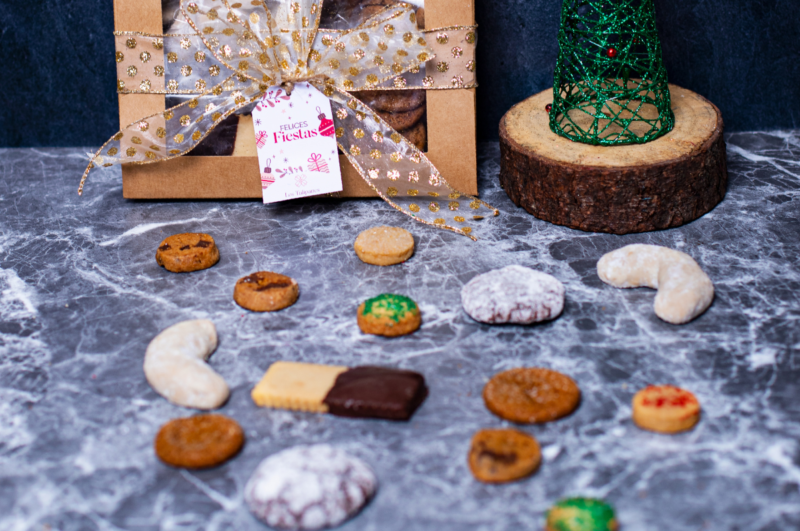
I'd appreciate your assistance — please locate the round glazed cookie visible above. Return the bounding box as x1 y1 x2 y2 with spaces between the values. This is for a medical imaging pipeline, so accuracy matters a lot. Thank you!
401 121 427 151
468 428 541 483
155 233 220 273
375 104 426 132
632 384 700 433
354 226 415 266
483 367 580 424
233 271 299 312
357 294 421 337
461 265 565 324
353 89 426 113
245 444 377 530
546 497 618 531
154 414 244 469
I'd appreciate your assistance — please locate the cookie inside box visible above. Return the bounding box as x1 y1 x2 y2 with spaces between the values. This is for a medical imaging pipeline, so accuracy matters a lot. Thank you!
161 0 428 156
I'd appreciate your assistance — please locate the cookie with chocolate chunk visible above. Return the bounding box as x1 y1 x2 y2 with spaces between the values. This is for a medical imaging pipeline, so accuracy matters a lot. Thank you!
234 271 299 312
468 428 541 483
155 414 244 469
155 233 220 273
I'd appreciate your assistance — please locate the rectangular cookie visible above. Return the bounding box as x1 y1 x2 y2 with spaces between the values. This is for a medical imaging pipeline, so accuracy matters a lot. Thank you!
251 361 428 421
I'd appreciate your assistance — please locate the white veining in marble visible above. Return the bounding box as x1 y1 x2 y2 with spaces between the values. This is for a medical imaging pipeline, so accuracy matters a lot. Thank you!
1 132 799 530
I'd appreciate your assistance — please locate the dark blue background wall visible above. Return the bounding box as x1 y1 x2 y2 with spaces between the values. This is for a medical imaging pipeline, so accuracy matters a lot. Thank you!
2 0 799 147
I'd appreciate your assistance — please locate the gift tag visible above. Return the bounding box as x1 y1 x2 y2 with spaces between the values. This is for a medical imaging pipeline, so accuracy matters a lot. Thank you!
252 82 342 203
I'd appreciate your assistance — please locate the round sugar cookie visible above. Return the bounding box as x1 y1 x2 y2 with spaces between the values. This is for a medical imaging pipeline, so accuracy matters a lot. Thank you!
546 498 619 531
155 233 220 273
357 294 421 337
234 271 299 312
483 367 580 424
461 265 565 324
632 384 700 433
245 444 377 530
468 428 541 483
154 414 244 469
354 226 415 266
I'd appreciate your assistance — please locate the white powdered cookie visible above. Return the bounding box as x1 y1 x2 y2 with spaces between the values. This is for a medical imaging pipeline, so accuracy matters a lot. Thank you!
245 444 377 530
461 265 565 324
143 319 229 410
597 244 714 324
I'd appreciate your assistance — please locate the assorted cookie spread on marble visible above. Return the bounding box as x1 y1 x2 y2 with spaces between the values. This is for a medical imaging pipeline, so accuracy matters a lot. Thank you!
483 367 581 424
597 244 714 324
154 414 244 469
357 293 421 337
143 319 229 410
468 428 542 484
233 271 299 312
546 498 619 531
354 226 415 266
245 444 377 530
461 265 565 324
155 233 219 273
632 384 701 434
252 361 427 421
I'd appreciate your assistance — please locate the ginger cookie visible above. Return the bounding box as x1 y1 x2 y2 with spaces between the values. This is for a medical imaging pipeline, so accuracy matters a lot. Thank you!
155 414 244 469
233 271 299 312
400 121 427 152
353 89 426 113
155 233 219 273
483 367 580 424
375 104 426 132
632 384 700 433
357 294 421 337
546 497 618 531
468 428 541 483
354 226 415 266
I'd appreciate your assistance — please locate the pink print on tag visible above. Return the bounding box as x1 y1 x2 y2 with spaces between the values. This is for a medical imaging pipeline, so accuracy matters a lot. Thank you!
308 153 330 173
256 130 269 149
317 107 335 137
261 158 275 190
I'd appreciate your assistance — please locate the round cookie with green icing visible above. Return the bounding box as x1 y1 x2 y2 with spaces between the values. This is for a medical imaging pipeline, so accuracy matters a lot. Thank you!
546 498 618 531
357 294 421 337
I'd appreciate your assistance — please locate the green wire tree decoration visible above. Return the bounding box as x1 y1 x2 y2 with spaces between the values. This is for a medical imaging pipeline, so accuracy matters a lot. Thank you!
549 0 675 145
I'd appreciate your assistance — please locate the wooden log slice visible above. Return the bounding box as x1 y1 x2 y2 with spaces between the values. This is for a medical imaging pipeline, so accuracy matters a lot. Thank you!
499 85 727 234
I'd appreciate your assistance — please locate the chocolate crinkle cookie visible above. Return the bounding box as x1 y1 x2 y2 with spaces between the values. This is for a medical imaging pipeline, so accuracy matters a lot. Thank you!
245 444 377 530
461 265 565 324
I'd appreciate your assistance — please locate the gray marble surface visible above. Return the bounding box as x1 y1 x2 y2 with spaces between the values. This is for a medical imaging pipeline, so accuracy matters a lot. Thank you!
1 133 799 531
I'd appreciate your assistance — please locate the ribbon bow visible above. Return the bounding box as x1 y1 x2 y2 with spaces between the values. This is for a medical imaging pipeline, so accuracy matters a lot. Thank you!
80 0 497 240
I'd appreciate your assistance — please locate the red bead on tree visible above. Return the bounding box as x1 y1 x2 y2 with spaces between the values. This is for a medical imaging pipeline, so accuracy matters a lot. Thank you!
607 47 618 58
545 103 552 112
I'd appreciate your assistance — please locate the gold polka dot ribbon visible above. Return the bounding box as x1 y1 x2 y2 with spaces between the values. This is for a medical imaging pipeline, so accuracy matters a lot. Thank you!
81 0 495 240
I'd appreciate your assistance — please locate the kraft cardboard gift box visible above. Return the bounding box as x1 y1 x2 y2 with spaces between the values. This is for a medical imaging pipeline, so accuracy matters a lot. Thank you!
113 0 478 199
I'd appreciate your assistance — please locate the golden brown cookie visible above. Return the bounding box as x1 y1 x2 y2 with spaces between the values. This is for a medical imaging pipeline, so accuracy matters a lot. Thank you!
415 7 424 29
400 121 427 152
155 233 220 273
354 226 415 266
357 294 421 337
233 271 299 312
155 414 244 469
376 104 426 132
632 384 700 433
468 428 541 483
483 367 580 424
353 89 426 113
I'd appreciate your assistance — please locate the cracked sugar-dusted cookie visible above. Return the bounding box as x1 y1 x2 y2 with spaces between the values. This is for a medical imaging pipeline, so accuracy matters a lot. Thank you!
354 226 415 266
155 233 220 273
154 414 244 469
461 265 565 324
483 367 580 424
357 294 421 337
468 428 541 483
632 384 700 433
234 271 299 312
546 497 618 531
245 444 377 530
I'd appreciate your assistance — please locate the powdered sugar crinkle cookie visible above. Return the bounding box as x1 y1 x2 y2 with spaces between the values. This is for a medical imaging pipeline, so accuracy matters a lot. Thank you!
461 265 565 324
245 444 377 530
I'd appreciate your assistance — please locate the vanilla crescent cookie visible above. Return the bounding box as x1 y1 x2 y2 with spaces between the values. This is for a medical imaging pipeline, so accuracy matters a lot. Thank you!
597 244 714 324
461 265 565 324
245 444 377 530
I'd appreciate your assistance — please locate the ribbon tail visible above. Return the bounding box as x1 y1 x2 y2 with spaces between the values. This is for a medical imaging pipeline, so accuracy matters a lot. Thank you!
324 86 498 241
79 74 264 195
